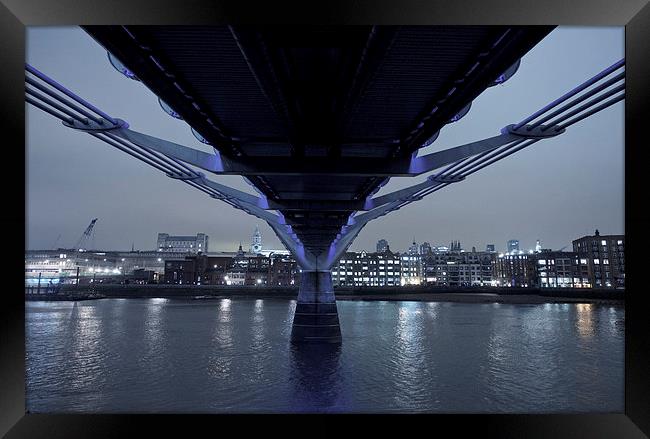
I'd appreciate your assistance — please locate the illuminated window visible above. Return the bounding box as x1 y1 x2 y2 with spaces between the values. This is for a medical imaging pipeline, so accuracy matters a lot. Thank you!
594 259 600 265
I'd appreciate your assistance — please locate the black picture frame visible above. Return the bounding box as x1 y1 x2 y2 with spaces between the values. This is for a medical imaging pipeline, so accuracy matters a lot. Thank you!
2 0 649 437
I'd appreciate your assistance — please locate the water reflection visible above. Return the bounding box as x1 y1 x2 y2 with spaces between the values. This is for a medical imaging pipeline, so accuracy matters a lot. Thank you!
249 299 268 381
144 298 166 347
288 343 345 412
576 303 595 339
25 299 624 413
69 303 104 398
215 298 233 347
208 299 235 379
393 302 429 408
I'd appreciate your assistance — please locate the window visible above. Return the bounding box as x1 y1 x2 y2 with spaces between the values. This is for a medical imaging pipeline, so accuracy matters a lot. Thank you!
594 259 600 265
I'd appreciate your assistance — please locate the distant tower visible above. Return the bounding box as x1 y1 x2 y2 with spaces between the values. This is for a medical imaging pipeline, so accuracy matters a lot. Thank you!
408 239 419 255
535 239 542 253
251 226 262 253
507 239 520 253
377 239 389 253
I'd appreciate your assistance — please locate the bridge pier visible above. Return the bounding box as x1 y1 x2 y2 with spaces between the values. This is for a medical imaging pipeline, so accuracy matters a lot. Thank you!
291 271 342 344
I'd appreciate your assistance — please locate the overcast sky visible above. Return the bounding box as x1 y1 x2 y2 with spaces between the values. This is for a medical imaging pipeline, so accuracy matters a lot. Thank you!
26 26 624 254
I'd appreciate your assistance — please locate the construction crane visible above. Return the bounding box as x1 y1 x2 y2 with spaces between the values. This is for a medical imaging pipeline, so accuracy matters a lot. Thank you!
74 218 98 252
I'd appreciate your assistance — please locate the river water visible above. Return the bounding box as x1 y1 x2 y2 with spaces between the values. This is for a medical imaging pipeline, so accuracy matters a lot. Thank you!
25 298 624 413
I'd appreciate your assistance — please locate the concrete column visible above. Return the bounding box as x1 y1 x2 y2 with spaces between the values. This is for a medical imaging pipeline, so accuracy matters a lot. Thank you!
291 270 342 344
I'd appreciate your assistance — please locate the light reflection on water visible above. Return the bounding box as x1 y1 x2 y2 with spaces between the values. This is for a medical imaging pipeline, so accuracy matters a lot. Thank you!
26 298 624 413
576 303 595 339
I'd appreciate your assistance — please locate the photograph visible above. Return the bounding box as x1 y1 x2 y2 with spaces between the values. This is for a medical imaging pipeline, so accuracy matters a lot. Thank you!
23 24 625 413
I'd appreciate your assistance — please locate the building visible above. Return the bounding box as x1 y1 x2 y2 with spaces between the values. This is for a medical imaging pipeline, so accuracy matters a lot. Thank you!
400 251 422 285
157 233 208 253
332 247 402 287
25 249 126 285
493 251 534 287
422 250 493 286
376 239 389 253
507 239 520 253
449 240 463 252
245 255 271 285
250 226 262 254
408 239 419 255
573 230 624 289
419 242 432 256
269 254 299 286
486 244 495 253
531 250 590 288
163 248 300 287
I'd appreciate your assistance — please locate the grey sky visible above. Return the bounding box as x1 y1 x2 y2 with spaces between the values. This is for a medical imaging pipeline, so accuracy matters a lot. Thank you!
26 26 624 254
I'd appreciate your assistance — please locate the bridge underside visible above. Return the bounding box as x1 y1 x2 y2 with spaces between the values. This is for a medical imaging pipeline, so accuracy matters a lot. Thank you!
67 26 559 343
84 26 551 259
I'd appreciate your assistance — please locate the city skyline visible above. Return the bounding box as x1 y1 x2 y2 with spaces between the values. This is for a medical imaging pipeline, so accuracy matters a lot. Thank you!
26 26 624 254
31 222 613 256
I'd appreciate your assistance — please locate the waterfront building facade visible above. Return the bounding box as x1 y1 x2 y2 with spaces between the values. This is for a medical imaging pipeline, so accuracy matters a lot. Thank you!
422 250 493 286
531 250 590 288
493 251 534 287
163 251 299 287
332 248 402 287
400 251 422 285
573 230 625 289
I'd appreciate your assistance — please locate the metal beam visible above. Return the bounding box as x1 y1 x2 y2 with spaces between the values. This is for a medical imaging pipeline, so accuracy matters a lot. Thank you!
113 127 527 177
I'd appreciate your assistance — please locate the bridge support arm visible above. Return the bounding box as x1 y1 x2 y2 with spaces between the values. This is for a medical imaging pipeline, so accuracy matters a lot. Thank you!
113 128 232 174
408 132 520 175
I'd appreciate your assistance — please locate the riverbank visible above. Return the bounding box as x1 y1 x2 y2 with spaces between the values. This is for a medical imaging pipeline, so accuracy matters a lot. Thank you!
25 284 624 305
